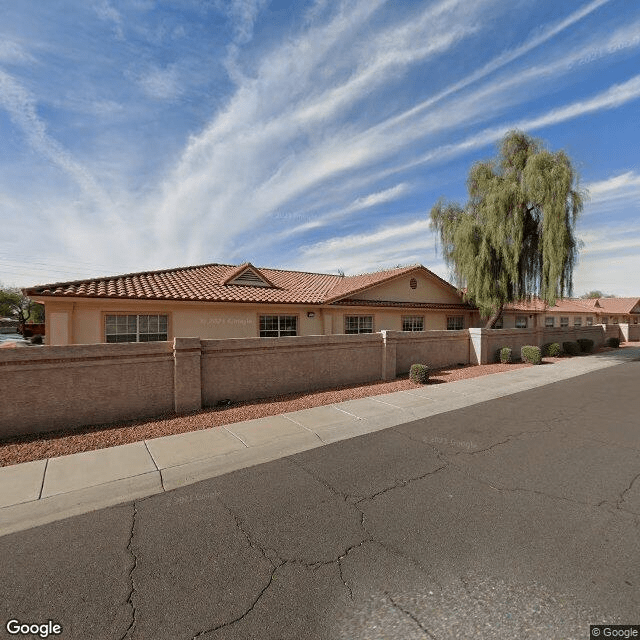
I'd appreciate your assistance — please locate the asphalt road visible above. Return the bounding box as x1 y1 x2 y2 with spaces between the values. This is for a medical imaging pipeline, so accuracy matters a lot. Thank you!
1 361 639 640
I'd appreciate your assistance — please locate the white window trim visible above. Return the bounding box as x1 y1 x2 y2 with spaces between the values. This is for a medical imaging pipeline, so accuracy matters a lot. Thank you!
344 315 374 334
259 314 298 337
402 315 424 332
105 314 168 343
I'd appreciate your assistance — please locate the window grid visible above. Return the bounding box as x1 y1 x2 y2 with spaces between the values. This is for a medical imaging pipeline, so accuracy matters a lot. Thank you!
560 317 569 328
515 316 527 329
446 316 464 331
545 317 555 328
402 316 424 332
586 317 593 326
344 316 373 334
105 314 168 343
574 317 582 327
259 315 297 337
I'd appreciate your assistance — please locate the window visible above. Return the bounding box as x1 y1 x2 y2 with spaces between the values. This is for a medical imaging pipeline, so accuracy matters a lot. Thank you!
402 316 424 331
545 317 555 328
515 316 527 328
560 317 569 328
493 316 503 329
259 315 297 337
634 317 638 325
612 316 619 324
105 314 168 343
446 316 464 330
402 315 424 331
574 317 582 327
344 316 373 334
586 317 593 326
601 316 608 324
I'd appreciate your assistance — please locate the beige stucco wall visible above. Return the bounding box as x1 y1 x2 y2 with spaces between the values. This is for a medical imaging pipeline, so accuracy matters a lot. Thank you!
36 296 476 344
201 334 384 405
0 342 174 438
395 330 469 373
355 272 462 304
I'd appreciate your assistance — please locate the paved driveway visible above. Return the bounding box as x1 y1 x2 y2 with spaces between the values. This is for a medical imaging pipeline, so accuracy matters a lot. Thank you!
1 361 639 639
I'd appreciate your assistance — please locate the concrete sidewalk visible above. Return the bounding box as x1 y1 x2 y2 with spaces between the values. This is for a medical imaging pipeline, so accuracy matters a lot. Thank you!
2 347 639 537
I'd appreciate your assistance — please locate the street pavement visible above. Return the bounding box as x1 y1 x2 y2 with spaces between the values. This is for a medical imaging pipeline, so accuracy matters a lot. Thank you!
1 358 639 639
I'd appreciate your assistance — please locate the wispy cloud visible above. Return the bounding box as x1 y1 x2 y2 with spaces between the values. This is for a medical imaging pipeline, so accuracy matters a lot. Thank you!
0 39 35 64
0 68 110 208
586 171 640 200
298 217 435 274
94 0 125 40
393 74 640 175
131 63 184 101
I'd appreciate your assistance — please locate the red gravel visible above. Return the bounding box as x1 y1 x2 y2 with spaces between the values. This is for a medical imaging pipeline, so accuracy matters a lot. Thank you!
1 343 635 467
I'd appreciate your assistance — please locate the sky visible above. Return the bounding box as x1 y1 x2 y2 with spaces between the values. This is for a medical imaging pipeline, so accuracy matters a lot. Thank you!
0 0 639 296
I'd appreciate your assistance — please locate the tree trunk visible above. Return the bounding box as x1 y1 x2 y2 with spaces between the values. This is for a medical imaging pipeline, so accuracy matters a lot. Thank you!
485 304 504 329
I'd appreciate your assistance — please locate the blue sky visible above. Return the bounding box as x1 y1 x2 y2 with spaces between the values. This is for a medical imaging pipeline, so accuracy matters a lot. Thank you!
1 0 639 296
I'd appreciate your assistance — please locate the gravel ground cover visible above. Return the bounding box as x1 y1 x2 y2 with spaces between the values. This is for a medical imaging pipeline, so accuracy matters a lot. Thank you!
1 344 635 467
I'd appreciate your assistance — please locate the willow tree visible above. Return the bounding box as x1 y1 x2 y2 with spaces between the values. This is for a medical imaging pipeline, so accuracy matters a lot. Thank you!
430 130 585 328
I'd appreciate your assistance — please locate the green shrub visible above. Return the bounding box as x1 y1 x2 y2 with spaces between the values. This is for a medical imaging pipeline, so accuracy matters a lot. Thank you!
497 347 512 364
562 341 581 356
607 337 620 348
542 342 562 357
410 363 430 384
577 338 594 353
521 345 542 364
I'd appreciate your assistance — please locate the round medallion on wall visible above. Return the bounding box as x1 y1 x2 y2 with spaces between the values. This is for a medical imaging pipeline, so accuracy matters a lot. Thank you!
410 277 417 289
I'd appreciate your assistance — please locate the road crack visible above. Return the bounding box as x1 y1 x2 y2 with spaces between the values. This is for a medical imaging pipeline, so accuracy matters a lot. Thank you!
617 470 640 513
386 592 439 639
119 501 139 640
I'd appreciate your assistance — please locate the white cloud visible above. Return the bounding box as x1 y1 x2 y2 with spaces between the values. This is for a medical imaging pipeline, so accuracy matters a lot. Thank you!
134 64 184 101
0 39 35 64
0 69 111 208
150 0 488 262
222 0 269 44
94 0 125 40
391 73 640 175
376 0 614 133
297 217 437 274
585 171 640 201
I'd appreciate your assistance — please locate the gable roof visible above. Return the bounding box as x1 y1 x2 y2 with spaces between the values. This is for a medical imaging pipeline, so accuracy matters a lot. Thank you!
324 264 462 303
24 262 468 307
222 263 276 288
592 297 640 314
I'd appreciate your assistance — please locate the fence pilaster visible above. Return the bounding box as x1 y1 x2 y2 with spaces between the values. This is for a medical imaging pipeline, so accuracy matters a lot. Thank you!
381 331 397 380
173 337 202 413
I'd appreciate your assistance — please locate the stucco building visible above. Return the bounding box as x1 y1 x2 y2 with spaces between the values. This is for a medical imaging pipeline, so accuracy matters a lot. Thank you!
25 262 480 346
498 297 640 329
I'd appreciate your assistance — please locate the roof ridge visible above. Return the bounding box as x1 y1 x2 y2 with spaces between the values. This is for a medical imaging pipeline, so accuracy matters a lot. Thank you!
26 262 229 291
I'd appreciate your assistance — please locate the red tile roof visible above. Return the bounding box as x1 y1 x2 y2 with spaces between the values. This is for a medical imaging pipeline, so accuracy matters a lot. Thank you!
24 262 462 307
593 297 640 314
504 296 640 314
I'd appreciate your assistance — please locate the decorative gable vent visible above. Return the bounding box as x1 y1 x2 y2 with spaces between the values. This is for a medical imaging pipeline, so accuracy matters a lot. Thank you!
229 269 271 287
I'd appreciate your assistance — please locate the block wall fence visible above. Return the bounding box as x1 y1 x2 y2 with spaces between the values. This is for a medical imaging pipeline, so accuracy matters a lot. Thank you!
0 324 628 439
